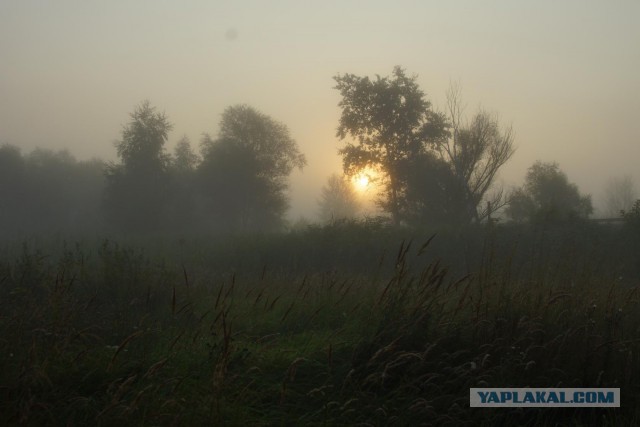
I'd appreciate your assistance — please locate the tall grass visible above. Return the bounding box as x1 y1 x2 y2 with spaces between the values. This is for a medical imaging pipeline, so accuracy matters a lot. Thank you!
0 222 638 425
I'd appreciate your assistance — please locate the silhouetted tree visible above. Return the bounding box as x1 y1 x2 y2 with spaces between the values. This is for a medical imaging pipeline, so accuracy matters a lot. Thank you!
506 161 593 223
104 101 172 231
438 84 515 222
334 66 449 225
198 105 306 231
318 174 361 222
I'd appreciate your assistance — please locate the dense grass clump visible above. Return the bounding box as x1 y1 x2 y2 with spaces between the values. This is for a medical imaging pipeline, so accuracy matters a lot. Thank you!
0 222 639 425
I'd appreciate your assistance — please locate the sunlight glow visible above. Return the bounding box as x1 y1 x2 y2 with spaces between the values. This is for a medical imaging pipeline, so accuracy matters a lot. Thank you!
352 168 377 193
356 174 370 190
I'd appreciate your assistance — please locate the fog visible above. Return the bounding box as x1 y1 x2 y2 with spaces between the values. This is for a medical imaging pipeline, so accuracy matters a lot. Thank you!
3 3 640 423
1 0 639 220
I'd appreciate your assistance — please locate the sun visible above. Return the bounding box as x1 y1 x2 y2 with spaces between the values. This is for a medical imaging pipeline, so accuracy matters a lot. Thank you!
355 174 370 191
352 168 376 192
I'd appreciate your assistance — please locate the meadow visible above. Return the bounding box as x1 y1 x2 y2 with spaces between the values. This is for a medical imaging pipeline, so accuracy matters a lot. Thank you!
1 221 639 426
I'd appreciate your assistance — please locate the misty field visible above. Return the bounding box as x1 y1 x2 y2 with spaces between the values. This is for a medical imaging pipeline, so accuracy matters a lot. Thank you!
1 222 639 426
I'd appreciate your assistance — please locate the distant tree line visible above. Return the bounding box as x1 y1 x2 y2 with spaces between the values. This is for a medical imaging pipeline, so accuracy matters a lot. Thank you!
1 66 636 237
104 102 306 234
0 145 104 235
0 102 305 237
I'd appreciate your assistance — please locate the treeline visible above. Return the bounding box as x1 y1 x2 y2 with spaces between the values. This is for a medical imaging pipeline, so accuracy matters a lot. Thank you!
103 102 305 234
0 102 305 237
1 66 638 238
0 145 105 235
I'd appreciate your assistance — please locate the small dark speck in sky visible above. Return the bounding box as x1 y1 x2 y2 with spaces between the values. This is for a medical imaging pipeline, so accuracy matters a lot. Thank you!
225 28 238 41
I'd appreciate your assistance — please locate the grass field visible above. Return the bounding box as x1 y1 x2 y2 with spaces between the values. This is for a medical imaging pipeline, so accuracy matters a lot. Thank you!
1 221 639 425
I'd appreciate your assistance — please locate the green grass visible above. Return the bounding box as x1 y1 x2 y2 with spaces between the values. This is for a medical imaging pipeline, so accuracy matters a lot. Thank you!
1 223 639 425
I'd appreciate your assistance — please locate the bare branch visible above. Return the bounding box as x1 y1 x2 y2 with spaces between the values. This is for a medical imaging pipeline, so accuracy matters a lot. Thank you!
441 88 515 222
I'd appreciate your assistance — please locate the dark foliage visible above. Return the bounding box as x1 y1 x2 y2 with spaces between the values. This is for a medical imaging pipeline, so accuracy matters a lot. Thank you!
506 161 593 224
104 101 173 232
198 105 306 232
0 144 104 237
334 66 449 225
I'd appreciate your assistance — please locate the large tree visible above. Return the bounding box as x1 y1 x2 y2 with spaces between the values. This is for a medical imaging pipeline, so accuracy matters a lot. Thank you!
104 101 173 231
198 105 306 231
506 161 593 223
333 66 449 225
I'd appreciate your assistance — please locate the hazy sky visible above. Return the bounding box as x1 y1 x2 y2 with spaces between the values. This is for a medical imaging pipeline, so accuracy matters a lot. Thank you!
1 0 638 218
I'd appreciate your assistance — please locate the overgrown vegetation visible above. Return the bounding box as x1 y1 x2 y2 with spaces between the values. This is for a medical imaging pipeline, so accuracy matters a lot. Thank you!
1 222 639 425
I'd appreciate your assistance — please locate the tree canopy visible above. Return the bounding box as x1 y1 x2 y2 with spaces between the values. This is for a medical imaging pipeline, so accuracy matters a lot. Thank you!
104 101 173 231
198 105 306 231
116 100 172 176
334 66 449 225
506 161 593 223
